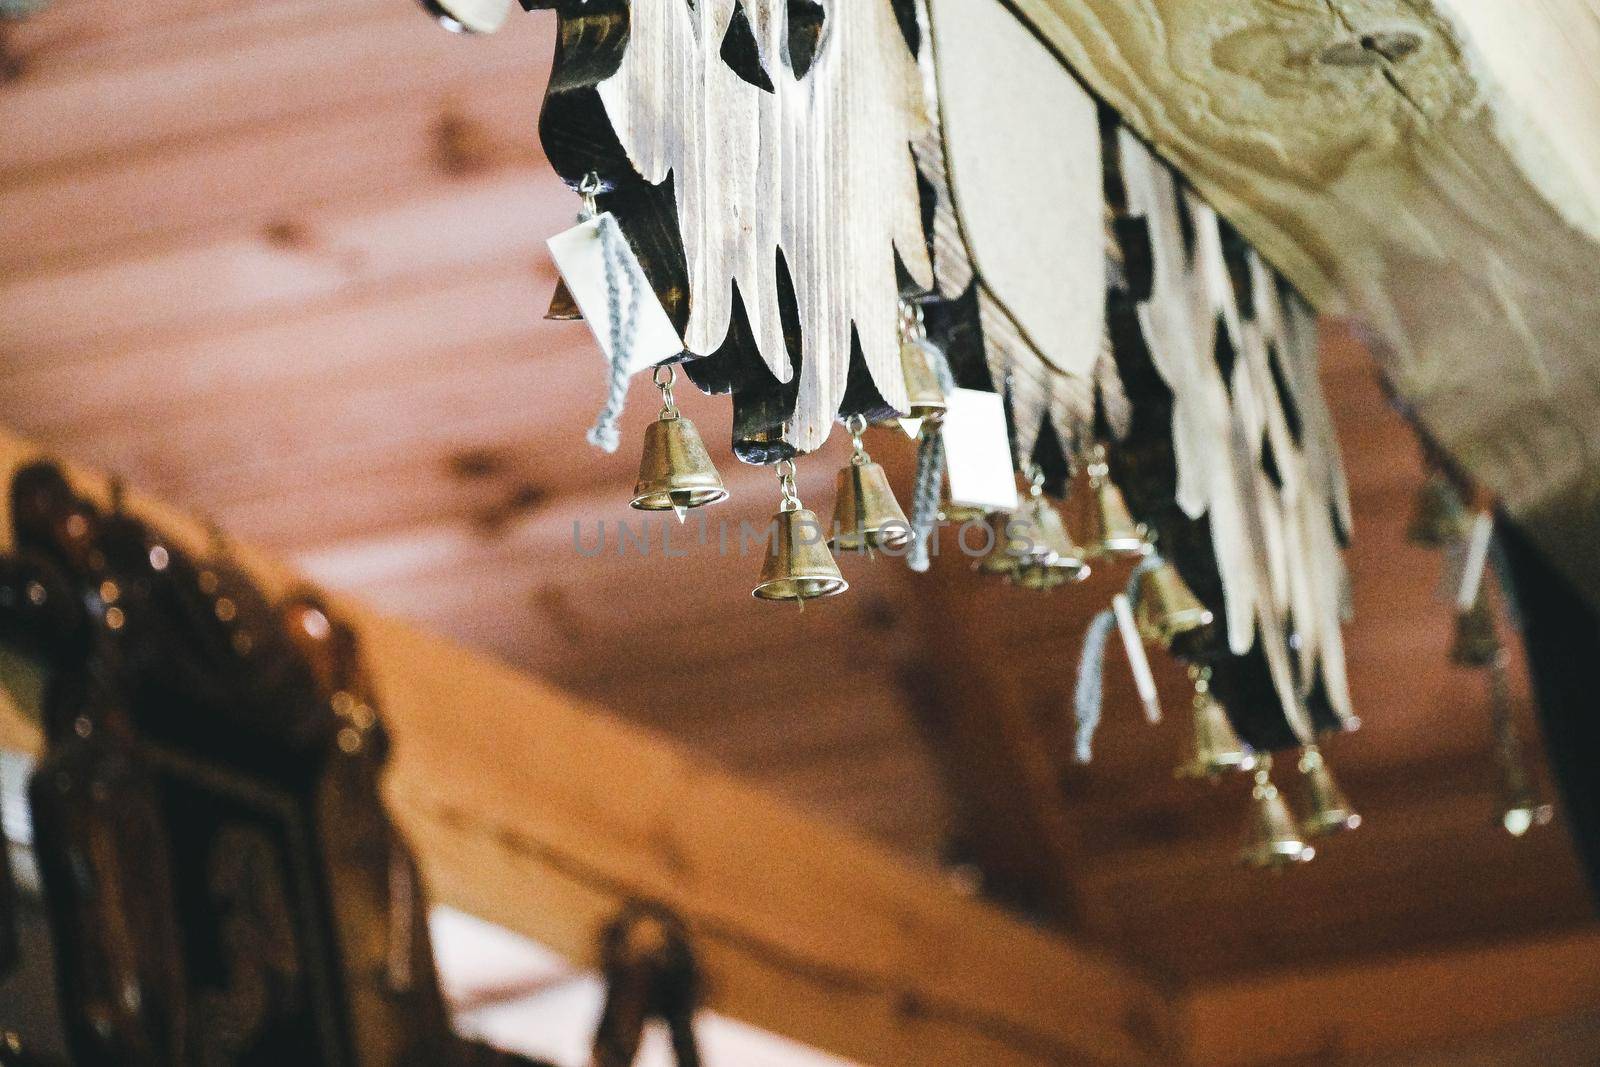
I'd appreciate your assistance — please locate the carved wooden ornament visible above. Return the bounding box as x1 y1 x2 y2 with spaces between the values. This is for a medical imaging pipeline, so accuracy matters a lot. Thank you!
597 0 935 452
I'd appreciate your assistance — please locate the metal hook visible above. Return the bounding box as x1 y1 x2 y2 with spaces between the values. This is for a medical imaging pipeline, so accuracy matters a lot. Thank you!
591 903 702 1067
776 459 802 513
579 172 604 219
653 364 678 418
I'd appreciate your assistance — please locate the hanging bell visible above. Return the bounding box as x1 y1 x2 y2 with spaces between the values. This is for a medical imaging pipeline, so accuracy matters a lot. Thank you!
901 338 948 425
976 511 1026 577
830 417 912 555
1295 745 1361 836
1084 445 1150 559
1450 592 1500 667
1489 658 1555 837
631 366 728 520
1176 668 1256 779
1136 559 1214 647
1407 472 1467 547
754 461 849 604
546 277 583 321
899 303 949 425
941 499 990 524
1012 496 1090 590
1240 757 1315 869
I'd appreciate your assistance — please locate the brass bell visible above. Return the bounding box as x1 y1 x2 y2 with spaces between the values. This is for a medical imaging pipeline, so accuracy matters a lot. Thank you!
1450 592 1500 667
1012 496 1090 590
1295 745 1361 836
1240 757 1315 869
1407 473 1466 547
754 461 848 604
631 366 727 520
976 512 1025 577
546 277 583 321
1136 559 1214 647
900 337 948 424
941 499 990 525
1489 657 1554 837
1084 445 1149 559
899 302 948 425
830 417 912 555
1176 668 1256 779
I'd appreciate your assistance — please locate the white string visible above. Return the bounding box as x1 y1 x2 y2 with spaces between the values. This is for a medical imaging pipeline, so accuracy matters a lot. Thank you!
586 207 642 453
907 429 946 573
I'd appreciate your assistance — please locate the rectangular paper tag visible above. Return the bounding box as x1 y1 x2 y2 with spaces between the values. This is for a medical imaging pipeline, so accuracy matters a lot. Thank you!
1113 593 1162 723
1456 511 1495 610
942 388 1019 513
547 213 683 375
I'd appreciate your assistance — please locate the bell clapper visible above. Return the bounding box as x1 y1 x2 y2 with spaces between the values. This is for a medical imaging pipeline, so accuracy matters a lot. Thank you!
630 364 728 520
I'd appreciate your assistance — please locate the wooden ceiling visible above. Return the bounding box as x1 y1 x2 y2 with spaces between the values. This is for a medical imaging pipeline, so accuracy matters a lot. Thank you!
1 0 1596 1013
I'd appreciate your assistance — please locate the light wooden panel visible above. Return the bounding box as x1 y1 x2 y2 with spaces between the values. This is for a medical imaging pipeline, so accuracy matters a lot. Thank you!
1003 0 1600 606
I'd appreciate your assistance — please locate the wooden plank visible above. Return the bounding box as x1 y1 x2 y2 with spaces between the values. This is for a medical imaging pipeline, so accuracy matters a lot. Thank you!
997 0 1600 605
0 71 552 274
1182 930 1600 1066
0 427 1177 1067
0 170 565 357
0 1 545 177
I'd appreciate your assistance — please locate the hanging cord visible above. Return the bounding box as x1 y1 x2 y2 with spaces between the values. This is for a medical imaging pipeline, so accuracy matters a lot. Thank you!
1073 553 1163 763
385 842 416 994
904 303 956 573
907 431 945 573
583 173 642 453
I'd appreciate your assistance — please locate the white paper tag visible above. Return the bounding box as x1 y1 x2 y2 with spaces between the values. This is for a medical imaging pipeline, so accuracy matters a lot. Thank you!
942 388 1019 513
1456 511 1495 611
1113 593 1161 723
547 213 683 375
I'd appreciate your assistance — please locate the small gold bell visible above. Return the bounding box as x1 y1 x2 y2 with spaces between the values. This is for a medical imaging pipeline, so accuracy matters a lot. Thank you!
754 461 849 604
1176 668 1256 779
1240 757 1315 869
546 277 583 321
830 417 912 555
976 512 1025 577
1012 496 1090 590
899 303 948 425
1489 656 1554 837
1295 745 1361 836
1004 470 1094 591
1136 559 1214 647
1407 473 1466 547
1084 445 1149 559
1450 592 1500 667
901 339 948 425
631 367 727 520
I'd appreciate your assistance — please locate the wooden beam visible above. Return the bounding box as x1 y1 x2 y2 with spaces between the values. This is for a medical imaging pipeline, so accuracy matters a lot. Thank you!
1180 930 1600 1066
0 428 1176 1067
900 547 1092 926
997 0 1600 606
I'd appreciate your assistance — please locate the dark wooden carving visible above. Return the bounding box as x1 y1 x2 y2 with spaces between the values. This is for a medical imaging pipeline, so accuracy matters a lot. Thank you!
0 462 550 1067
